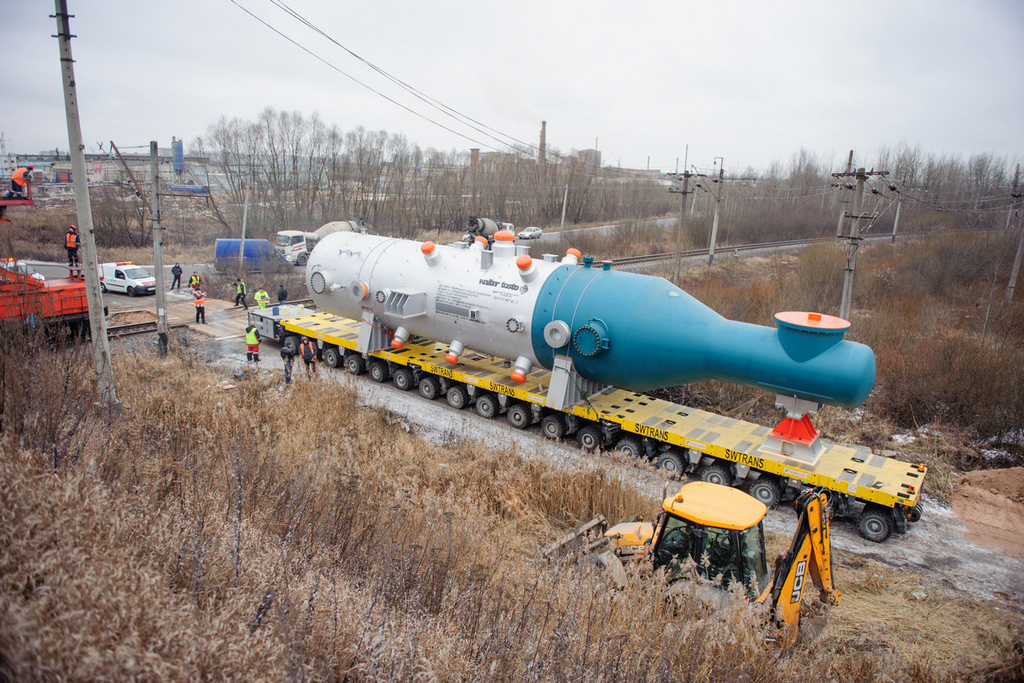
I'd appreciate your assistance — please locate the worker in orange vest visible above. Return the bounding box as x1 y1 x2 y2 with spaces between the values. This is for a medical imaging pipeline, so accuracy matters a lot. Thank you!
299 337 317 377
65 225 80 267
193 289 206 324
10 165 33 197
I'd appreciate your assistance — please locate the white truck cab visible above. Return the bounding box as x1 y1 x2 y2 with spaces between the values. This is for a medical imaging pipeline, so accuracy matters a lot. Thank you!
98 262 155 297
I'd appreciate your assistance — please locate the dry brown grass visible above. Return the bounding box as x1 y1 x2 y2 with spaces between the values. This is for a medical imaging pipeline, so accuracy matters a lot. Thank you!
1 337 1021 682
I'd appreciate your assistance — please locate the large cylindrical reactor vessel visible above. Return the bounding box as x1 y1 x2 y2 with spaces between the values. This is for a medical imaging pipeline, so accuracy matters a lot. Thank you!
307 231 875 409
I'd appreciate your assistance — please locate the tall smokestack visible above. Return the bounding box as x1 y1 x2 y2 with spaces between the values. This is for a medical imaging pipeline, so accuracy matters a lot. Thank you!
539 121 546 165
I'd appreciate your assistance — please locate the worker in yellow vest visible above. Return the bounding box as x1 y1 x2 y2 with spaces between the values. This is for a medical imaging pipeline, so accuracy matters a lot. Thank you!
234 278 248 309
245 324 261 364
193 289 206 324
254 287 270 309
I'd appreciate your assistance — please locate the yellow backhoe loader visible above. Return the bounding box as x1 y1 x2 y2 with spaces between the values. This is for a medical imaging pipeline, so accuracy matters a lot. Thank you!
542 481 840 648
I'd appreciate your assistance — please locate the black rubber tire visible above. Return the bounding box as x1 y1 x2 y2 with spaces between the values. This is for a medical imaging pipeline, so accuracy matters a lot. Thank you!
127 286 136 297
657 451 685 477
297 254 308 266
699 461 734 487
859 506 894 543
392 367 414 391
506 401 531 429
747 477 782 509
284 335 301 354
615 435 644 460
576 425 603 452
368 360 390 383
475 393 500 419
344 354 366 375
447 384 470 410
906 503 923 524
321 346 342 369
100 282 107 293
418 375 441 400
541 414 566 440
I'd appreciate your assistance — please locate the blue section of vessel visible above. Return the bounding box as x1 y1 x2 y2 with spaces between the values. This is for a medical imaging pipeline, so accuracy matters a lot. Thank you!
530 264 875 408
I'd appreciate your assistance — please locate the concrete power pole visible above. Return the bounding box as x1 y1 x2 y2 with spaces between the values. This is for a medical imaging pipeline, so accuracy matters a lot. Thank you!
834 166 888 320
1005 166 1023 302
707 159 725 265
671 171 692 282
150 142 168 353
835 150 854 237
54 0 121 415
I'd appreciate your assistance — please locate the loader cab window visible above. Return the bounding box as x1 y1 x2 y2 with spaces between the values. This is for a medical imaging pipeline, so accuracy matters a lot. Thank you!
653 514 697 581
702 524 770 598
740 524 770 596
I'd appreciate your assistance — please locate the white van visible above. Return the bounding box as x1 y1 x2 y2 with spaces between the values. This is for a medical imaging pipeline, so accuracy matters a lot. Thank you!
98 262 156 297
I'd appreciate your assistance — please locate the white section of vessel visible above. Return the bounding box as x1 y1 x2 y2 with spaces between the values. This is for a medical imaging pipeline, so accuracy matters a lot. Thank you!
307 232 561 364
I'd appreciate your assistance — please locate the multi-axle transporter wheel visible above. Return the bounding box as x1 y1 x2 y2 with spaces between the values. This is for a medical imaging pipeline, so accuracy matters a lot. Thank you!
747 477 782 509
656 451 685 477
858 504 894 543
321 346 342 369
541 414 566 440
699 461 734 487
506 401 532 429
614 435 643 460
392 367 415 391
368 360 390 383
906 503 923 524
475 393 500 419
446 384 470 409
344 354 366 375
576 425 603 452
418 375 441 400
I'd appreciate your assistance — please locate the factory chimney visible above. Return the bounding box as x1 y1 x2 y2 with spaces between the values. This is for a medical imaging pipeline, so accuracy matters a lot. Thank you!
539 121 546 165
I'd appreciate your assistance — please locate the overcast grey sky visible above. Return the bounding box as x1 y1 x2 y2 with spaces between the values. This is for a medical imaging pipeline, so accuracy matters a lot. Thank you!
2 0 1021 176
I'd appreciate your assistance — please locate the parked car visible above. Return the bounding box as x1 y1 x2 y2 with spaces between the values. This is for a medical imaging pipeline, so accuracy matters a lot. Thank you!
98 262 155 296
517 226 543 240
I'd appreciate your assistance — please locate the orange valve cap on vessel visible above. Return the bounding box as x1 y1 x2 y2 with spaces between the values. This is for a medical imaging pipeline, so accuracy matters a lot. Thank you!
511 371 526 384
516 254 533 270
421 240 442 266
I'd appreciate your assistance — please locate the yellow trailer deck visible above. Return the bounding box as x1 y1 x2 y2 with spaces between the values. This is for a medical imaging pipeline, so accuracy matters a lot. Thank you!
266 310 926 542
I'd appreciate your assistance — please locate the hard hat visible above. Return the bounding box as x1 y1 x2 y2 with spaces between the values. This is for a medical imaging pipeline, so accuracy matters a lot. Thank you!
69 224 77 230
27 165 34 170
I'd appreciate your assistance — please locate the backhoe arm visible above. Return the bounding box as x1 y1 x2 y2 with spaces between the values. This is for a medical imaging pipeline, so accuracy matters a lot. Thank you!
763 489 841 648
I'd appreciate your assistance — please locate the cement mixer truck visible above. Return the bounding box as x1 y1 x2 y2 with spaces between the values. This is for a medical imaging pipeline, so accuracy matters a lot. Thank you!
275 219 364 266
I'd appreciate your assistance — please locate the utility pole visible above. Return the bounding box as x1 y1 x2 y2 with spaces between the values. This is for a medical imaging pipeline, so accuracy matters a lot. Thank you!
559 184 568 232
238 180 250 277
707 158 724 265
54 0 120 416
835 150 854 237
1005 166 1023 302
150 141 168 354
890 183 902 243
670 171 692 282
834 165 888 320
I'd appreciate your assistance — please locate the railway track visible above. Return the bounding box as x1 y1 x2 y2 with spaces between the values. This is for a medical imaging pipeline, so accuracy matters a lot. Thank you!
106 320 189 338
609 236 835 267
